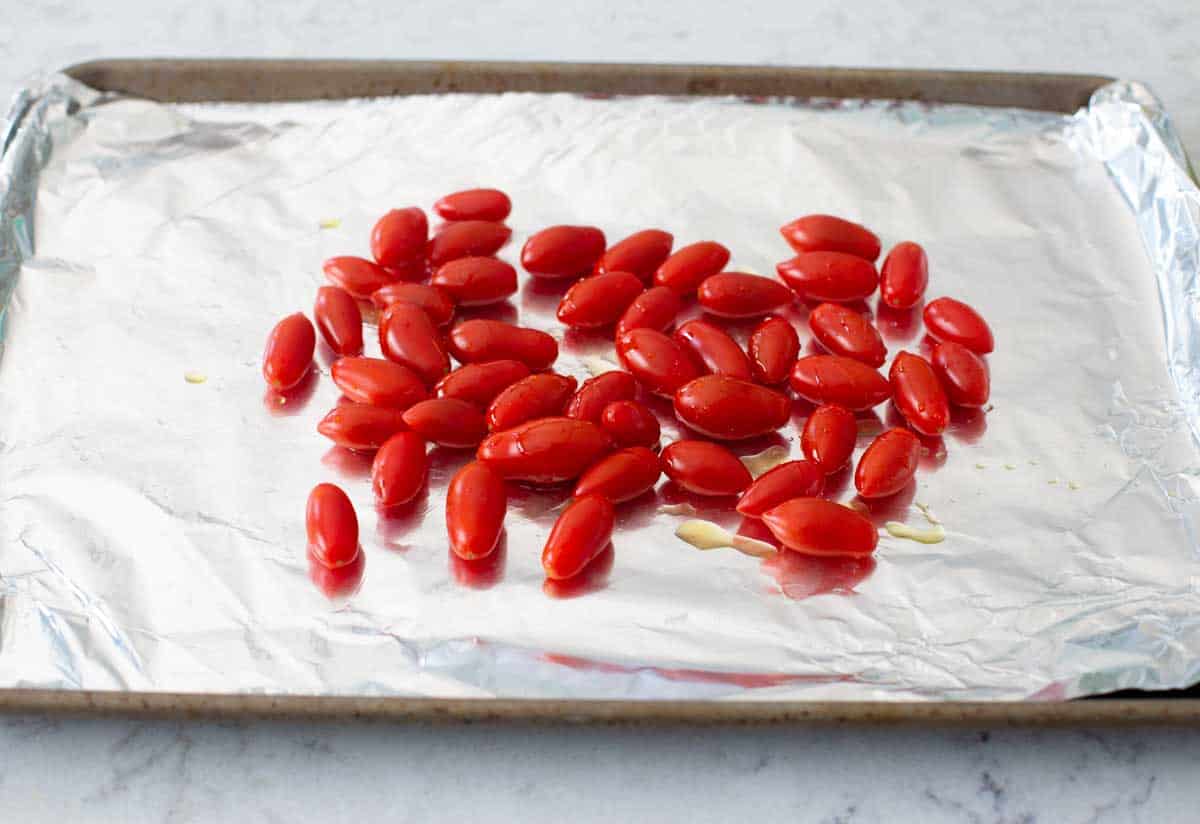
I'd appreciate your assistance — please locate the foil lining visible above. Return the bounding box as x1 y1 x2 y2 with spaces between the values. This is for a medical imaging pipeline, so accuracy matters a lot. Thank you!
1 74 1199 702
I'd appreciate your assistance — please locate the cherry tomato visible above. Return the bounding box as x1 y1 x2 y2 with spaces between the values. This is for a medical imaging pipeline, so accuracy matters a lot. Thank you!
446 461 507 560
542 493 615 580
306 483 359 568
428 220 511 267
371 431 428 506
855 428 920 498
557 271 645 328
736 460 825 518
330 356 428 409
615 285 682 339
808 302 887 367
401 397 488 448
777 252 879 303
262 313 315 391
761 498 878 556
565 371 638 423
661 440 753 496
594 229 673 282
616 328 700 397
477 417 612 483
435 360 531 408
574 446 662 503
801 404 858 474
653 241 730 294
486 372 578 432
889 351 949 436
599 400 661 448
673 319 753 380
673 375 791 440
923 297 994 354
370 282 455 326
931 341 990 407
521 225 607 279
748 315 799 385
430 256 517 306
378 302 450 385
447 319 558 371
323 256 398 299
790 355 891 411
879 241 928 309
779 214 881 261
314 286 363 357
697 272 792 318
434 188 512 222
317 403 408 451
370 207 428 268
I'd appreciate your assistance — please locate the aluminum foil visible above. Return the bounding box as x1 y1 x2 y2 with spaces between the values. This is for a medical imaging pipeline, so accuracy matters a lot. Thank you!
2 74 1199 702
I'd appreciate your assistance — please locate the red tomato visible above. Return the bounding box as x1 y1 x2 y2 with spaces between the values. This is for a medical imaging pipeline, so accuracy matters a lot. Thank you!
748 316 800 385
673 375 791 440
697 273 792 318
761 498 878 556
779 214 881 261
306 483 360 568
574 446 662 503
790 355 890 411
616 328 700 397
594 229 673 282
521 225 607 279
855 428 921 498
542 494 615 580
370 282 456 326
889 351 949 436
615 285 682 339
879 241 928 309
430 257 518 306
447 319 558 371
370 431 428 506
808 303 887 367
931 341 990 407
801 404 858 474
262 313 315 391
565 371 639 423
736 460 825 518
653 241 730 294
331 357 428 409
476 417 612 483
314 286 363 357
370 207 428 268
557 271 645 328
317 403 408 451
378 302 450 385
661 440 753 496
323 256 398 299
599 400 661 448
435 360 531 408
776 252 879 303
446 461 507 560
434 188 512 222
673 319 753 380
486 372 578 432
401 397 488 448
923 297 994 354
428 221 511 267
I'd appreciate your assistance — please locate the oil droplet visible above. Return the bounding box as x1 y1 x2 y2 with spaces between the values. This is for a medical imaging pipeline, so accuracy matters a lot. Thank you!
1048 479 1058 485
740 445 791 478
658 502 698 517
885 522 946 544
1068 481 1080 490
914 502 940 525
674 520 776 558
1003 463 1016 470
318 217 342 229
975 463 987 470
184 370 207 384
582 356 621 376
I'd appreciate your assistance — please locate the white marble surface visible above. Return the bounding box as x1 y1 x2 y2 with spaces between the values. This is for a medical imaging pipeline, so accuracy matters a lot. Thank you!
2 1 1200 821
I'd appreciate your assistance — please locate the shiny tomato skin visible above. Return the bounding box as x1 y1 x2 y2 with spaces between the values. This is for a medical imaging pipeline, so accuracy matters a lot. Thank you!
306 483 360 568
323 255 398 298
599 400 661 448
777 252 879 303
402 397 488 448
330 356 428 409
486 373 578 432
541 494 615 580
923 297 994 354
673 319 753 380
446 461 507 560
653 241 730 295
262 313 316 391
616 328 700 397
314 286 363 357
736 460 825 518
789 355 891 411
430 256 518 306
435 360 531 408
476 417 612 484
779 215 881 262
557 271 645 328
748 315 800 385
660 440 753 496
573 446 662 503
371 431 428 507
428 221 511 267
317 403 408 451
889 351 949 436
564 371 639 423
521 225 607 279
801 404 858 474
931 341 990 407
808 302 887 367
447 320 558 371
370 282 455 326
378 302 451 385
879 241 928 309
370 207 428 268
594 229 673 282
434 188 512 222
696 273 792 318
761 498 878 556
855 428 921 499
615 286 682 339
673 375 791 440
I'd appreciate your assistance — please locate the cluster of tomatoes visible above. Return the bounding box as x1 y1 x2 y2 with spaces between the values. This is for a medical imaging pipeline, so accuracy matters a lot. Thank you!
261 190 994 591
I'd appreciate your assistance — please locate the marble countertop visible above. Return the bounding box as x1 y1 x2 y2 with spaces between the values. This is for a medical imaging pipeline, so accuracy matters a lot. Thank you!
2 1 1199 821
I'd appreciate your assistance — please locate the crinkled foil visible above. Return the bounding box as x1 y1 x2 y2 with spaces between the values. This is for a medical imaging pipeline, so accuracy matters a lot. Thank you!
2 74 1199 702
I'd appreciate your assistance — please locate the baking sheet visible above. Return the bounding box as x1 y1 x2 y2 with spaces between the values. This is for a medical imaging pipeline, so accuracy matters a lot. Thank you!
1 74 1199 703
